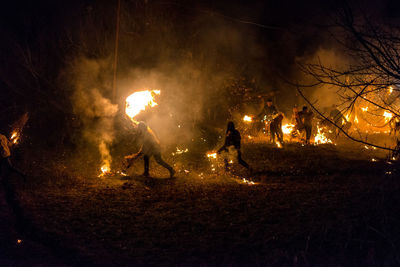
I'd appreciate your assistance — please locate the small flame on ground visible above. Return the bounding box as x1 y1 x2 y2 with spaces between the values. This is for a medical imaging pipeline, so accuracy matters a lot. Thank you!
172 147 189 156
125 90 160 119
383 111 393 122
241 178 256 185
98 164 111 177
243 115 252 122
371 158 377 162
17 239 22 244
275 140 282 148
314 125 333 145
207 152 217 159
389 86 393 94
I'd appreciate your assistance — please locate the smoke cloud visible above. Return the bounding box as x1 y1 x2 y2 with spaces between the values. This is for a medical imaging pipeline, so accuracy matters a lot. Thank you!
67 57 118 169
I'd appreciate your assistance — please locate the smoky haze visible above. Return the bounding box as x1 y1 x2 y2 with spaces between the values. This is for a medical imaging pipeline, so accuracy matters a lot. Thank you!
60 0 340 166
2 0 395 168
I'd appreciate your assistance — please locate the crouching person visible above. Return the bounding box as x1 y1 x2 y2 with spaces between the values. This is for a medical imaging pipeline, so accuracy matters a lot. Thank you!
124 122 175 178
217 121 251 172
0 133 26 181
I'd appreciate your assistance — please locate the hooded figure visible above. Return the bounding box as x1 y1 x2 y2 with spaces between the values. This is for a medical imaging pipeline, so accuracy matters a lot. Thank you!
124 122 175 178
0 134 26 181
217 121 251 171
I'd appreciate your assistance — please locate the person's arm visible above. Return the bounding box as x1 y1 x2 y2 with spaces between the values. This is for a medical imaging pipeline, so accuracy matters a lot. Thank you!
124 146 143 169
217 133 229 153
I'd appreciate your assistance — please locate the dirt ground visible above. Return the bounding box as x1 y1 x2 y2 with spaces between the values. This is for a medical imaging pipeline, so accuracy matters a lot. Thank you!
1 138 400 266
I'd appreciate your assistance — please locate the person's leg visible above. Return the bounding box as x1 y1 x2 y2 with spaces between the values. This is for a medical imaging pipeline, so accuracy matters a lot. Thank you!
153 154 175 177
223 158 229 171
237 150 250 169
270 125 275 143
143 155 150 176
306 125 311 144
278 128 284 143
5 158 26 181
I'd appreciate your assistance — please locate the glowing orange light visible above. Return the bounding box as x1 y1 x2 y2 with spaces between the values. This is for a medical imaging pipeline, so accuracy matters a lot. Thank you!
125 90 160 120
243 115 252 122
207 152 217 159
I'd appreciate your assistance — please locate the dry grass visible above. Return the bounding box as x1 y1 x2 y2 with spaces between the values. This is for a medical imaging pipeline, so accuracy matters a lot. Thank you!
8 138 400 266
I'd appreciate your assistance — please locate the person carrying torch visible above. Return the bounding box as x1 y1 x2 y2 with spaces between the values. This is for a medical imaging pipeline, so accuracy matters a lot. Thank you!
124 122 175 178
0 133 26 181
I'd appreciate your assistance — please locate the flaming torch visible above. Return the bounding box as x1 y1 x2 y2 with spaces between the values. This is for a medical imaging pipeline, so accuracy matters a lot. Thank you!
9 112 29 145
125 90 161 121
10 131 19 144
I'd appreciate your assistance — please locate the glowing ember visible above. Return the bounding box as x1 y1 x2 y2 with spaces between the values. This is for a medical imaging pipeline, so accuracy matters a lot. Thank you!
17 239 22 244
10 131 19 144
242 178 256 185
361 107 368 112
389 86 393 94
125 90 160 119
172 147 189 156
371 158 377 162
383 111 393 122
282 123 295 135
314 125 333 145
207 152 217 159
243 115 252 122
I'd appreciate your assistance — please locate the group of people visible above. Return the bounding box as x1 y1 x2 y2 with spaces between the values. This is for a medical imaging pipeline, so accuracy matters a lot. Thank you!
255 99 314 145
130 99 317 178
0 100 316 181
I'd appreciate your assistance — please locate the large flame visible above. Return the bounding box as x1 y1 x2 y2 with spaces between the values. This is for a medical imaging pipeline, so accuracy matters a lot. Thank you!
125 90 161 119
282 123 295 135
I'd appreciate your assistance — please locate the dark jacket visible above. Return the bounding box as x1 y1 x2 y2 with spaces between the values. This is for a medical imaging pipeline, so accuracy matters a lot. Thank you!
218 122 241 152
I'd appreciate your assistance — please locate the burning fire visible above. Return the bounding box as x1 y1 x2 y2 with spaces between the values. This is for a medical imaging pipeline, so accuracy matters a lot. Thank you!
314 125 333 145
383 111 393 122
207 152 217 159
241 178 256 185
98 164 111 177
282 123 295 135
275 140 282 148
10 131 19 144
125 90 161 120
243 115 252 122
